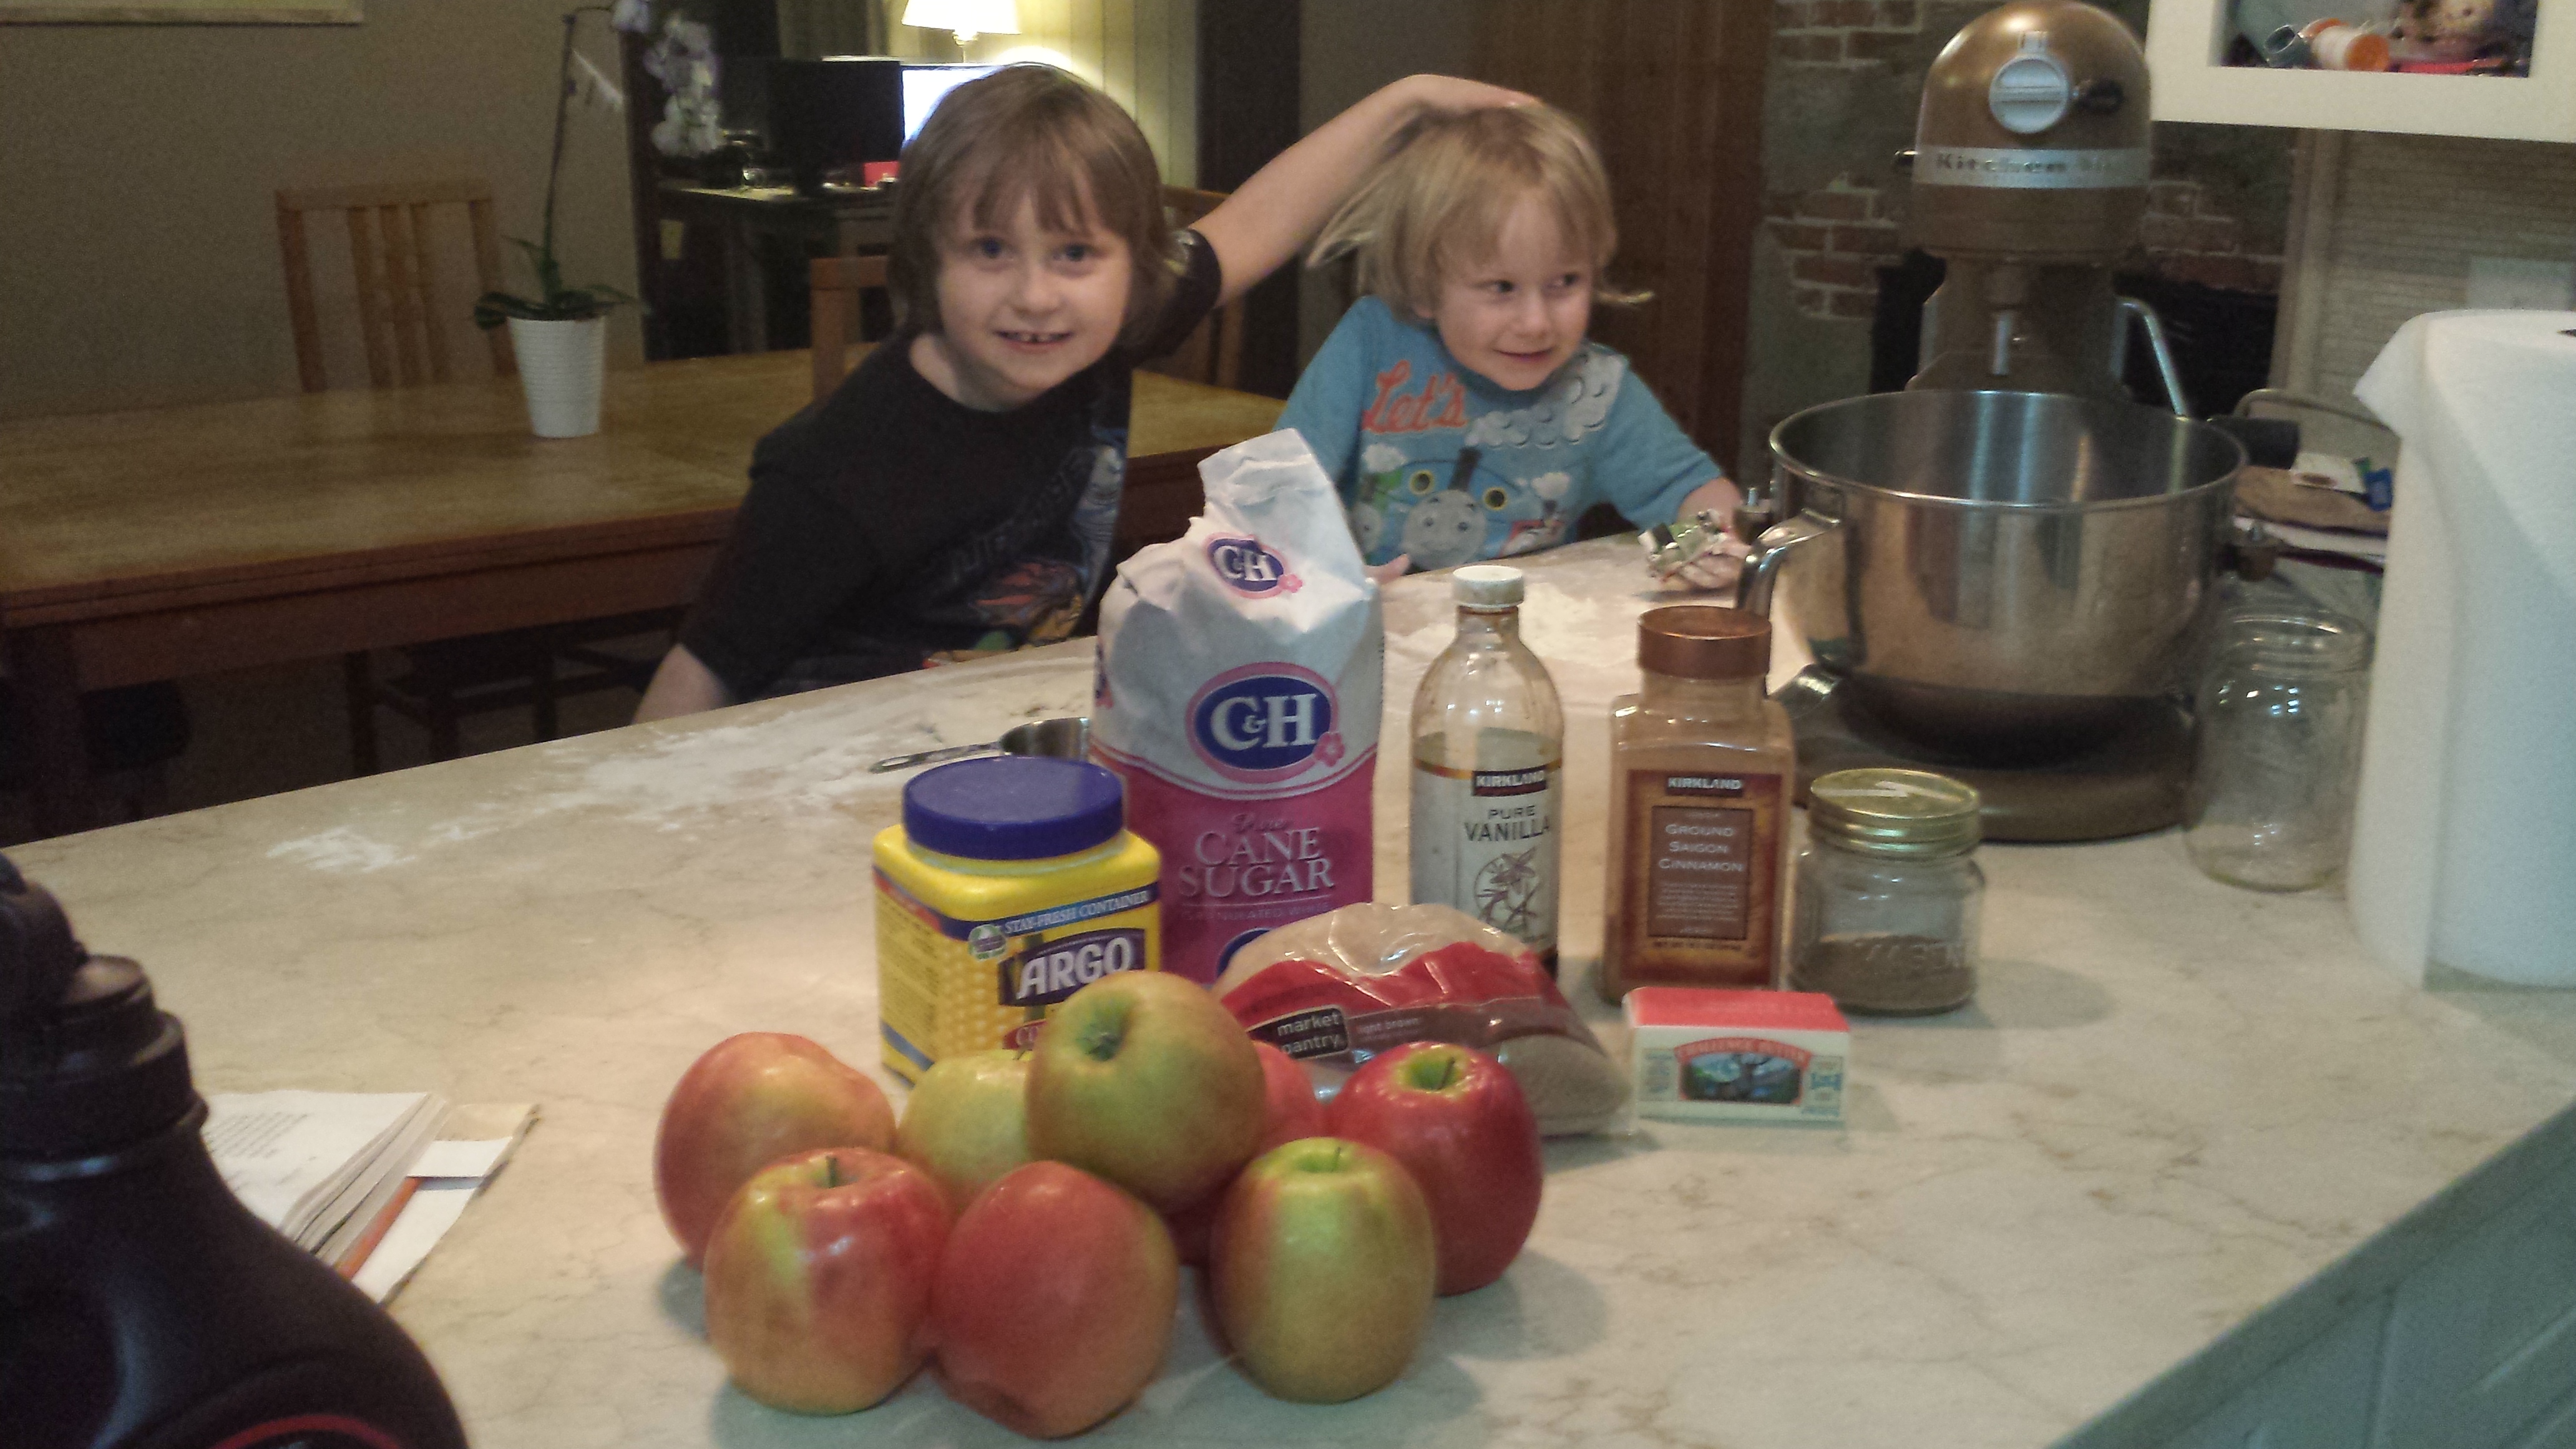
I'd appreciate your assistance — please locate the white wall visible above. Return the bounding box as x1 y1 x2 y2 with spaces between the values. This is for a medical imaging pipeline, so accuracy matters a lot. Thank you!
0 0 643 419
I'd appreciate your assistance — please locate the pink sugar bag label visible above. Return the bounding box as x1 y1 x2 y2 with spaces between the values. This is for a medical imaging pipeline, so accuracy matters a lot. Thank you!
1091 429 1383 984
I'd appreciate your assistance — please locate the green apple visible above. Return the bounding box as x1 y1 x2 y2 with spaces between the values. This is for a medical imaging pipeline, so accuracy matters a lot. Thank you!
1025 971 1266 1211
894 1048 1034 1212
1210 1136 1437 1403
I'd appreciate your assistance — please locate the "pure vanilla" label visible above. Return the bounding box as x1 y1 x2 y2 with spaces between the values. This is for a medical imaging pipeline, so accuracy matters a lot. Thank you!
1411 748 1560 967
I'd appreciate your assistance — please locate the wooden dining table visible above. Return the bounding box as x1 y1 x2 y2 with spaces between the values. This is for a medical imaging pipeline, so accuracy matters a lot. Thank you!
0 350 1284 837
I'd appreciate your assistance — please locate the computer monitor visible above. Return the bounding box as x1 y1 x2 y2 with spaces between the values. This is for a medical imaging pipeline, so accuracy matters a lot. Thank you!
768 57 902 194
902 62 1003 145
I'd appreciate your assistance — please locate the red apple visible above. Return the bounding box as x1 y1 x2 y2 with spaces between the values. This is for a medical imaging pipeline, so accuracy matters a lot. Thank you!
1210 1137 1437 1403
655 1032 898 1267
894 1048 1034 1212
1252 1040 1327 1151
1164 1042 1328 1265
929 1161 1179 1437
700 1146 949 1414
1327 1040 1541 1295
1025 972 1266 1211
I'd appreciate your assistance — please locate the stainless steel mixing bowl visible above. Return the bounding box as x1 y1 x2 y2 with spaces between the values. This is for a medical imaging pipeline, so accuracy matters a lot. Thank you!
1739 390 2247 758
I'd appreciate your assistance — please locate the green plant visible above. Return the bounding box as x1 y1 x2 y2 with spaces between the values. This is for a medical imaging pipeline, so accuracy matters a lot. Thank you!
474 6 638 328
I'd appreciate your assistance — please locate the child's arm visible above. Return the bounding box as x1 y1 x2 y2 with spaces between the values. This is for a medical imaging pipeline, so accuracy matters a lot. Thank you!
1676 478 1744 521
635 643 734 722
1194 76 1532 307
1584 363 1748 590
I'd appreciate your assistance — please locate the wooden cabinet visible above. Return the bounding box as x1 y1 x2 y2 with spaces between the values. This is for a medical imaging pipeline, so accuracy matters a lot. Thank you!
2144 0 2576 142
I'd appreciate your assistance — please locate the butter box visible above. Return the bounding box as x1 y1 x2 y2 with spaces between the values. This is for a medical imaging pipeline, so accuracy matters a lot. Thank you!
1624 988 1848 1124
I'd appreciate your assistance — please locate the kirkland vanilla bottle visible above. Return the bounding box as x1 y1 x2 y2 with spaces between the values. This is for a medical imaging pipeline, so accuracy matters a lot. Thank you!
1410 565 1565 973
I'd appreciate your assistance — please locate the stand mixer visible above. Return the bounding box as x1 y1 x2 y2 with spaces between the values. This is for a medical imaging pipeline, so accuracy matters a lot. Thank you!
1739 0 2246 842
1907 0 2190 414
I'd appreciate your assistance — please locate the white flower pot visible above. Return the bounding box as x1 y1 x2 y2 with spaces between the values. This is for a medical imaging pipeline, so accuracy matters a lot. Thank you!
507 316 607 439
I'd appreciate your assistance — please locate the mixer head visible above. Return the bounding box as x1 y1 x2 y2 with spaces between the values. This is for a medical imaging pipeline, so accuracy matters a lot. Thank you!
1912 0 2153 264
1905 2 2159 400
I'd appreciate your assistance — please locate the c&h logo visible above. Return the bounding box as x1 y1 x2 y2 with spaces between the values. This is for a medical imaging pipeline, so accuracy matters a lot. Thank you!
1186 663 1342 783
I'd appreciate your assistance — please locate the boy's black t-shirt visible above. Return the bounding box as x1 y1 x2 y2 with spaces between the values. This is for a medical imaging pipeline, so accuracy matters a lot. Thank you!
681 230 1222 700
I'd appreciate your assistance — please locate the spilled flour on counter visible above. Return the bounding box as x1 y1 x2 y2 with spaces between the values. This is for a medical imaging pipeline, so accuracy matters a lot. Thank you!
262 655 1099 876
1387 574 1647 716
266 825 415 875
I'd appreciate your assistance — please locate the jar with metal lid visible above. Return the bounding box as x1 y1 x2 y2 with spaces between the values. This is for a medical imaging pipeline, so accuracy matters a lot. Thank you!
1789 768 1983 1016
1598 604 1795 1003
872 756 1161 1083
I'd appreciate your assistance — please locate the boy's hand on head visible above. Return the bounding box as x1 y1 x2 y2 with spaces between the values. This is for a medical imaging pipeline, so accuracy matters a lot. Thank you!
1394 75 1538 115
1203 76 1538 308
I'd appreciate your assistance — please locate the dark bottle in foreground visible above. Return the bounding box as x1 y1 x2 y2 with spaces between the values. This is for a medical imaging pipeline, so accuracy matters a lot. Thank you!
0 855 469 1449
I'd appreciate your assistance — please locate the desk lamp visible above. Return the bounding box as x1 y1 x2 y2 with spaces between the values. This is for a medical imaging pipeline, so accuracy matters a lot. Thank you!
902 0 1020 51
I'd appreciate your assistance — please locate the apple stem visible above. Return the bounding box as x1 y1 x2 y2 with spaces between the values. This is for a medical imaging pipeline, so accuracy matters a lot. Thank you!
821 1154 842 1189
1404 1050 1464 1092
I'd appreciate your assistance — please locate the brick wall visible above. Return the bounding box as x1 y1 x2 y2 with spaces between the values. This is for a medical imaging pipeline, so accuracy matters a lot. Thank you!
1760 0 2286 323
1772 0 1925 65
2143 180 2286 295
1764 175 2286 325
1764 178 1903 320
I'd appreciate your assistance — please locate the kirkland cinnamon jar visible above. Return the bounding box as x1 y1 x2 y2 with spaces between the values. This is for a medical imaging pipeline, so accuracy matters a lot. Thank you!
1596 605 1794 1003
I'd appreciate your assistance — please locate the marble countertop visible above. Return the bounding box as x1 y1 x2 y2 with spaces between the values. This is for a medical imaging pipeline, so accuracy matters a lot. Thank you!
15 539 2576 1449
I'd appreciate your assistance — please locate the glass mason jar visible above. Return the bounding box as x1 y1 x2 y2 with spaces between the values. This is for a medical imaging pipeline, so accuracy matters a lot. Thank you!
1790 768 1984 1016
2183 611 2370 892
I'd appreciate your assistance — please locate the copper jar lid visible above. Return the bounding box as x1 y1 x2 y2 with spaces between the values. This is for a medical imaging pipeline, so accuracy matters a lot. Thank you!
1637 604 1770 680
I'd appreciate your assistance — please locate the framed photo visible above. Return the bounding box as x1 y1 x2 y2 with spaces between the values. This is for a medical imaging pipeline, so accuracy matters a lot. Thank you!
2147 0 2576 141
0 0 358 21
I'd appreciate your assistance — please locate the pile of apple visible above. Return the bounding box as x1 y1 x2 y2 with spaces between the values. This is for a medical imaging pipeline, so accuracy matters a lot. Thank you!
653 971 1544 1437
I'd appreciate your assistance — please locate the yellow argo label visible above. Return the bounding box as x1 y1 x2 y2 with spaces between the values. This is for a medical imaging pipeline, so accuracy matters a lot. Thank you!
872 826 1161 1084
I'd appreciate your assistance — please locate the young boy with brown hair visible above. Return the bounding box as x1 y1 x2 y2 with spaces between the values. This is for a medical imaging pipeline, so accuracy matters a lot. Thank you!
637 66 1528 720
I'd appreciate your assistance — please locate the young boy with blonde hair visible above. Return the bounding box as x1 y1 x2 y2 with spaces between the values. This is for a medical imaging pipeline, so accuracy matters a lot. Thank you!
639 66 1528 720
1277 104 1742 583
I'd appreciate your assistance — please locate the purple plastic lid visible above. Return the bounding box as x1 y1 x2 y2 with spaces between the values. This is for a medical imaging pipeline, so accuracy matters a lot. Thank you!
902 756 1126 861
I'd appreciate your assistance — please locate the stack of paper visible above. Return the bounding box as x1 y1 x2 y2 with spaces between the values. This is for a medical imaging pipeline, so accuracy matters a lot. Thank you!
2236 451 2391 568
348 1101 536 1303
204 1090 446 1255
205 1092 536 1302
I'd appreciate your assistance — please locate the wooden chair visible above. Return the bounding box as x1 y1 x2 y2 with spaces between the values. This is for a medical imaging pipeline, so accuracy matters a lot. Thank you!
809 253 893 403
1149 187 1246 391
275 179 517 392
276 179 663 774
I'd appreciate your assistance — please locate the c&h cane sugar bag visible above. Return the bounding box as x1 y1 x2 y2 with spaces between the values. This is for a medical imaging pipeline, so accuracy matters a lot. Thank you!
1090 430 1383 983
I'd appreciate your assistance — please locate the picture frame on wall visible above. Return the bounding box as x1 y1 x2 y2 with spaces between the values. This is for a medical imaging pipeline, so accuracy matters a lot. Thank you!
0 0 358 21
2147 0 2575 141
